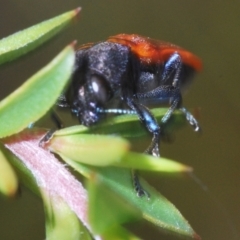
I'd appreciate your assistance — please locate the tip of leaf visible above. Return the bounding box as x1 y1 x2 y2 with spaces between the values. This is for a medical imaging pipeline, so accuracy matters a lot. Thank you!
70 40 77 48
74 7 82 15
183 165 193 172
193 233 202 240
0 182 20 198
0 148 19 197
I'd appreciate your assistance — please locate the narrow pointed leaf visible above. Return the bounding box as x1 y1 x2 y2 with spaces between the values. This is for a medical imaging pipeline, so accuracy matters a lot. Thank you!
2 129 97 238
98 167 200 239
101 226 142 240
0 44 75 138
88 173 141 234
0 145 18 197
88 108 187 137
53 108 187 138
63 160 200 239
0 8 80 65
0 141 41 196
53 125 90 136
42 190 86 240
51 126 191 172
46 133 130 166
114 152 192 173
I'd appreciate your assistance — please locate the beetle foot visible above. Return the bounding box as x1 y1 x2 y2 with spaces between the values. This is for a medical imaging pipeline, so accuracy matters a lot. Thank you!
145 135 160 157
132 170 150 199
39 129 55 147
152 144 160 157
136 185 150 199
180 107 201 132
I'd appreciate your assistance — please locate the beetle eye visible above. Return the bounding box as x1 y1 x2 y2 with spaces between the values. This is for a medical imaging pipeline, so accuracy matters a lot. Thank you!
90 75 112 103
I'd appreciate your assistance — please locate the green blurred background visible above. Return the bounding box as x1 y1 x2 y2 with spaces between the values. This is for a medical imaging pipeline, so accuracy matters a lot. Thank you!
0 1 239 239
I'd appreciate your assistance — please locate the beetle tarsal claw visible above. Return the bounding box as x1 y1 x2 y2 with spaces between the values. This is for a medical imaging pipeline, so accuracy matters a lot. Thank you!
152 145 160 158
136 187 150 199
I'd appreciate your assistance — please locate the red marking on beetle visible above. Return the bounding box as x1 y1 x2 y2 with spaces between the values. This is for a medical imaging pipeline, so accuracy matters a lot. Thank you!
108 34 202 71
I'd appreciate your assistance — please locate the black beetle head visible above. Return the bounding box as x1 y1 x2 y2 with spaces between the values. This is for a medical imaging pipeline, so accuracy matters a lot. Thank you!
71 87 99 126
79 108 99 126
71 74 113 126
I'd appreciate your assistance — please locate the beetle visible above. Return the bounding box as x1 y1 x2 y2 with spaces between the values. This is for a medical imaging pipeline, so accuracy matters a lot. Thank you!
57 34 202 196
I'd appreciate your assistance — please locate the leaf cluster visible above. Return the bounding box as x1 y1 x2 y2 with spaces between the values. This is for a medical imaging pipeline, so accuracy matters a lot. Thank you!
0 8 200 240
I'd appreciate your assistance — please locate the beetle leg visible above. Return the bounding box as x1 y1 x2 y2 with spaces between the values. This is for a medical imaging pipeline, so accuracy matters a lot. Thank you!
154 52 182 124
126 98 160 157
179 107 201 131
124 98 160 197
39 129 56 147
51 111 65 129
99 102 157 198
161 53 182 87
137 85 181 125
39 111 64 147
161 53 201 130
132 170 150 199
161 93 181 124
137 87 200 131
57 94 70 108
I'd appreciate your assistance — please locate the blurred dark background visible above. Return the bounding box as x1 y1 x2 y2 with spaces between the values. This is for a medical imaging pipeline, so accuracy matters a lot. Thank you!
0 1 240 240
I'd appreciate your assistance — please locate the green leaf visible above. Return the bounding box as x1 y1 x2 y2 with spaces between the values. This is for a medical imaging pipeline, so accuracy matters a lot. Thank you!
2 128 96 239
114 152 192 173
0 141 40 196
88 172 141 234
42 190 87 240
50 126 191 172
52 108 186 139
46 132 130 166
0 43 75 138
88 108 187 138
98 168 199 239
53 108 187 139
0 8 80 66
101 226 142 240
63 160 200 239
53 125 90 136
0 144 18 197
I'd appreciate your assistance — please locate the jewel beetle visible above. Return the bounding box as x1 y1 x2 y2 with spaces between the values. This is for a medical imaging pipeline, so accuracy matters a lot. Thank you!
57 34 202 196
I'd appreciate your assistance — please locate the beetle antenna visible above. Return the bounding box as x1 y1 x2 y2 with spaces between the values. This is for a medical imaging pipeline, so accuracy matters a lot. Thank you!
97 108 137 115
